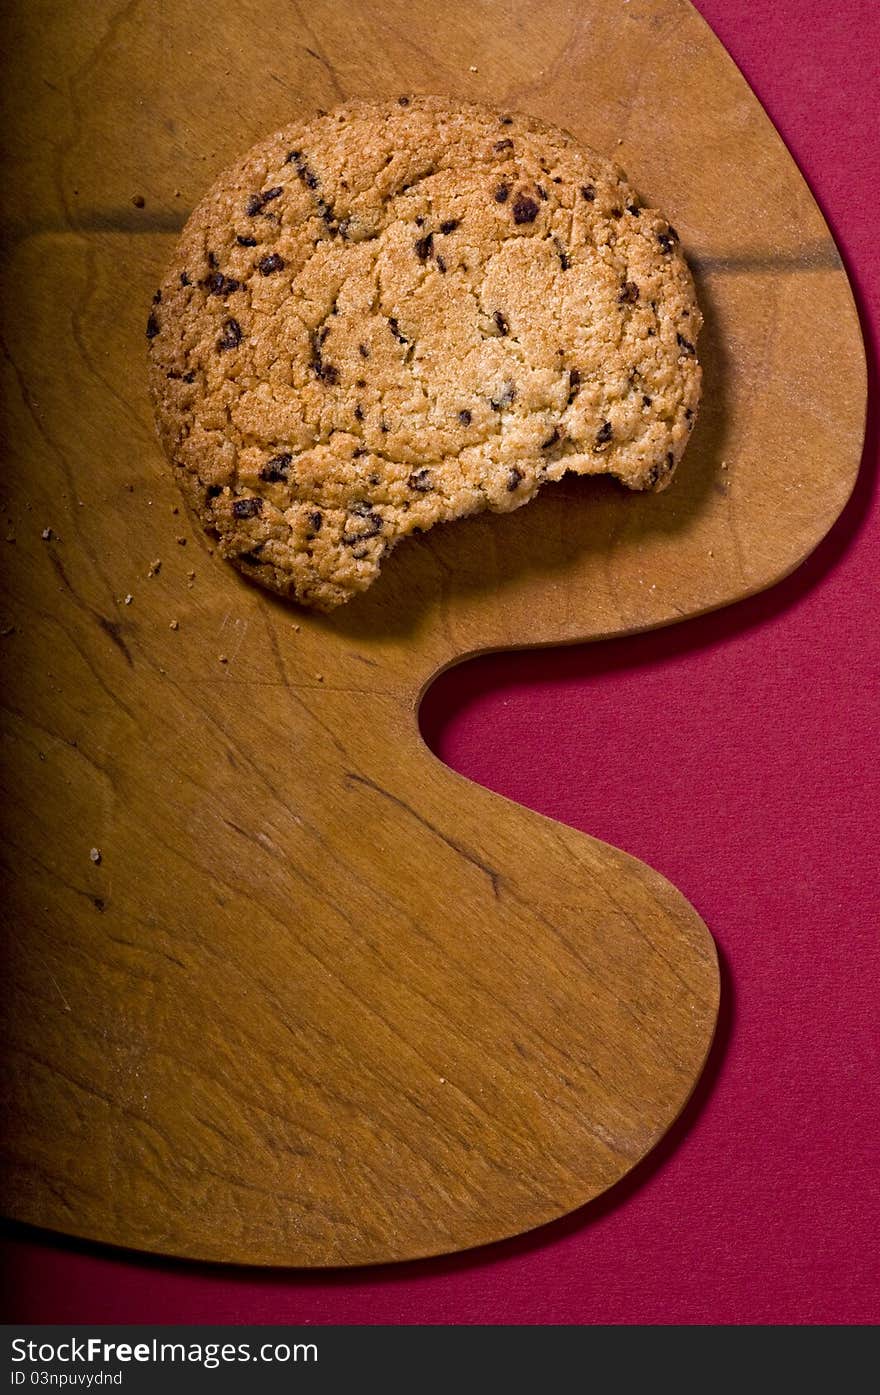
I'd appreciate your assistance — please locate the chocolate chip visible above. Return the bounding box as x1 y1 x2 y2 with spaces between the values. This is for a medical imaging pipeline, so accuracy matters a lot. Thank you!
619 281 640 304
152 289 162 305
490 381 517 410
316 197 338 229
359 344 370 359
541 428 560 449
642 394 652 407
594 420 613 449
180 271 191 285
259 253 285 275
657 232 675 254
204 271 240 296
398 95 410 106
512 195 539 224
567 369 581 404
310 327 339 383
408 469 432 492
493 138 514 153
146 312 159 340
647 454 674 488
627 203 641 216
677 332 696 356
309 511 323 531
236 235 257 247
493 309 510 336
667 226 679 242
507 467 523 491
206 485 223 499
500 115 513 125
356 378 366 389
215 318 243 353
494 184 510 203
354 405 364 421
436 254 447 273
342 503 383 543
581 184 596 201
388 316 408 344
233 497 263 519
458 409 472 425
260 453 292 482
414 232 434 261
247 186 283 215
440 219 460 235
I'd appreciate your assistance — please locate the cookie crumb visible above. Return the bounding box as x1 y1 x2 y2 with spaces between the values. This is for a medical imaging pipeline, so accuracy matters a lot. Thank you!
41 527 54 541
169 619 179 630
123 594 133 605
90 847 102 864
132 194 145 208
218 654 228 664
176 536 187 545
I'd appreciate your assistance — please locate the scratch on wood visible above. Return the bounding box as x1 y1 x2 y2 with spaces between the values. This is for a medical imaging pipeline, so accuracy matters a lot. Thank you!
48 551 134 665
345 772 501 898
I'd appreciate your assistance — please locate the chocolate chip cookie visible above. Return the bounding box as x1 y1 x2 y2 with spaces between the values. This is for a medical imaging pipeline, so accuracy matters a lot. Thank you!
148 96 702 610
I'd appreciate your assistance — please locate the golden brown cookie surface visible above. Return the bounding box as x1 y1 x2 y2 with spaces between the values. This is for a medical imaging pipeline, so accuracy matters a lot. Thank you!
148 96 701 610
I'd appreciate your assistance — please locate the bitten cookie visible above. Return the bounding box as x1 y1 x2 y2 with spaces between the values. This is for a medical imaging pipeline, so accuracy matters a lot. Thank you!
148 96 702 610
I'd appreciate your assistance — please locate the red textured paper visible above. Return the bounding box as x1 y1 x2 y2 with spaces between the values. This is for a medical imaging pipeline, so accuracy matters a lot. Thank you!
2 0 878 1326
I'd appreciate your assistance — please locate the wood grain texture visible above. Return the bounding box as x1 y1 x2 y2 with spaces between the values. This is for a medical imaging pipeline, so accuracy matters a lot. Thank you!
0 0 864 1265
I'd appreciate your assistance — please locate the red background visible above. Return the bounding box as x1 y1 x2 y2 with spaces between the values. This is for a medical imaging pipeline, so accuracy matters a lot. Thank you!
2 0 878 1325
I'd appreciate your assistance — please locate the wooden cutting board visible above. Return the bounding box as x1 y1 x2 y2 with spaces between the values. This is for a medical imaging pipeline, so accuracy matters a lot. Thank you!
0 0 865 1266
